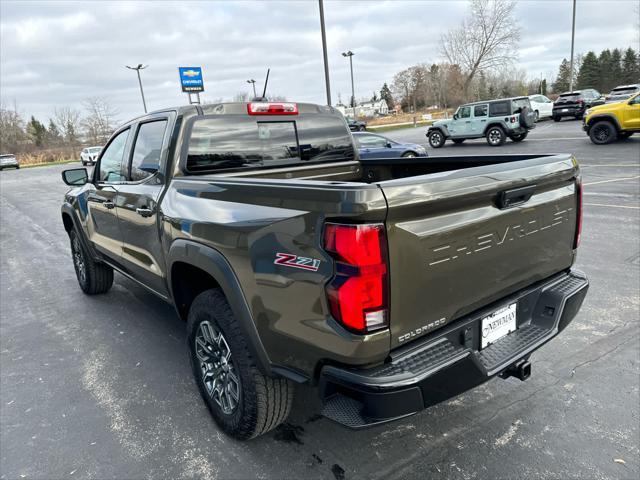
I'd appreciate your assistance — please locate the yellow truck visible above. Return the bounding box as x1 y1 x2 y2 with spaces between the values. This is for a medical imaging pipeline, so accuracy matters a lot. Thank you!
583 92 640 144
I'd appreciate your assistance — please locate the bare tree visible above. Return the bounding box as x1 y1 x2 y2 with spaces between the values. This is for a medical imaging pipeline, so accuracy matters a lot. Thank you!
0 102 26 153
440 0 520 98
53 107 82 146
82 97 119 145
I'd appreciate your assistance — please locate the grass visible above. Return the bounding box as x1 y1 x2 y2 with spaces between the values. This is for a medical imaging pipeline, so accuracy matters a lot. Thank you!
20 159 79 169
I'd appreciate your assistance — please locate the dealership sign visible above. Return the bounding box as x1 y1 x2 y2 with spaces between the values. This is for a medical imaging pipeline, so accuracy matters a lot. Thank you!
178 67 204 92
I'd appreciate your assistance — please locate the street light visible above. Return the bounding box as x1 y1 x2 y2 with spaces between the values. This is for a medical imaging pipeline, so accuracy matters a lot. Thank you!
318 0 332 106
342 51 355 111
247 79 257 98
569 0 576 91
125 64 148 113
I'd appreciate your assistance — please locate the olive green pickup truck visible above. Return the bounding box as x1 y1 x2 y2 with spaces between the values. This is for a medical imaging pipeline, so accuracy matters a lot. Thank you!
61 101 588 439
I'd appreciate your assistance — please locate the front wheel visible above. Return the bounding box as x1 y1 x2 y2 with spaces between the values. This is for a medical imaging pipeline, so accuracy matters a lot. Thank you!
485 126 506 146
534 111 540 122
553 116 561 122
358 125 366 132
589 121 618 145
428 130 446 148
69 230 113 294
401 151 417 158
187 289 293 440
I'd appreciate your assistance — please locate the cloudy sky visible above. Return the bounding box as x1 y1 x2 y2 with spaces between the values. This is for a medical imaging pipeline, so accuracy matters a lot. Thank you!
1 0 638 122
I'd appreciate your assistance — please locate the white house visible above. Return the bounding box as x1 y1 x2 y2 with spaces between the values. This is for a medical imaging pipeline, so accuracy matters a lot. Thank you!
335 99 389 118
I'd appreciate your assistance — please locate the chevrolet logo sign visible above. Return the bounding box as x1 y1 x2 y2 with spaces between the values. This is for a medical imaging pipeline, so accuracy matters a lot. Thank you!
182 69 200 77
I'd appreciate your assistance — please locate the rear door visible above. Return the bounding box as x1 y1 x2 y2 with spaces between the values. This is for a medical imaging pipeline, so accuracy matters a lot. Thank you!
469 104 489 135
115 114 173 297
378 155 579 347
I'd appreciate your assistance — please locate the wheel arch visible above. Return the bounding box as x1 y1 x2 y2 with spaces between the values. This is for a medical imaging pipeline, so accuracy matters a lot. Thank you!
428 126 449 138
483 122 507 135
587 114 621 131
167 239 273 375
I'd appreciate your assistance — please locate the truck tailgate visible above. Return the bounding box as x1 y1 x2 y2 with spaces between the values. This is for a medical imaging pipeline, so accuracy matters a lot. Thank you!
379 155 579 348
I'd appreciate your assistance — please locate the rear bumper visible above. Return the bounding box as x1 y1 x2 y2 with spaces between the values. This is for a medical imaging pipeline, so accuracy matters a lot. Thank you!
553 107 584 117
318 270 589 428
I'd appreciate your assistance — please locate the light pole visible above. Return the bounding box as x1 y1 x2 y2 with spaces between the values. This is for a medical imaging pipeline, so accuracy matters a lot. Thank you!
569 0 576 92
247 79 257 98
342 51 355 113
318 0 332 106
126 64 148 113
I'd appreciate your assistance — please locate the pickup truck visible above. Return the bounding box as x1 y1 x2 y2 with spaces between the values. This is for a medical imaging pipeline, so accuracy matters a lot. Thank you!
61 101 589 440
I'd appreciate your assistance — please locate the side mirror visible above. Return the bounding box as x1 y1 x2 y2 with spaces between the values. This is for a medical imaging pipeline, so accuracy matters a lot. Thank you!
386 142 393 148
62 168 88 186
453 113 458 120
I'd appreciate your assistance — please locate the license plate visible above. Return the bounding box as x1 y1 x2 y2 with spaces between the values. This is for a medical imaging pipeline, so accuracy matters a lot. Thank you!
481 303 517 349
562 108 569 112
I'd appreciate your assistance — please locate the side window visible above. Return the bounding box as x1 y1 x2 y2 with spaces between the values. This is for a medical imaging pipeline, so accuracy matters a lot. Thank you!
130 120 167 181
458 106 471 118
630 95 640 105
489 101 510 116
99 129 130 183
474 104 488 117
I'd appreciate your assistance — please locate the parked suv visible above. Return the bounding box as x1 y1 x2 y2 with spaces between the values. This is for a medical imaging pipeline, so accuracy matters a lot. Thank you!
80 146 102 166
583 92 640 144
603 84 640 104
552 89 601 121
427 97 536 148
347 117 367 131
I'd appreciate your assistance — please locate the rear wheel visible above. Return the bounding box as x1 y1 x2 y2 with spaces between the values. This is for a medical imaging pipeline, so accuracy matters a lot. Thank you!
553 116 561 122
69 230 113 294
187 289 293 440
511 132 528 142
589 121 618 145
534 111 540 122
451 138 465 144
428 130 446 148
485 126 506 146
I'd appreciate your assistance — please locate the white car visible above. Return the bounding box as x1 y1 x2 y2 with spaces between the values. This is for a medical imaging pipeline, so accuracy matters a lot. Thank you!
528 95 553 121
80 146 102 166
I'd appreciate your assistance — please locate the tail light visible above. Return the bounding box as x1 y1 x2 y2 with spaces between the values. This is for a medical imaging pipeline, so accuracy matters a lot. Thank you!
323 223 389 333
577 99 584 105
574 179 583 249
510 116 517 123
247 102 298 115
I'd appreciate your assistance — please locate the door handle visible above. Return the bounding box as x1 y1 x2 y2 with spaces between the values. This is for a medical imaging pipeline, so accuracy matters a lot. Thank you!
103 201 115 209
497 185 536 209
136 207 154 217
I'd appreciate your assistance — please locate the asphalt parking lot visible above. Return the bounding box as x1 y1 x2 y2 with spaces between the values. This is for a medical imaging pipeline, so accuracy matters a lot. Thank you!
1 119 639 480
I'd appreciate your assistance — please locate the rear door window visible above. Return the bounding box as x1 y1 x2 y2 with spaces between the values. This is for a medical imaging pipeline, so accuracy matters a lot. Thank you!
474 104 488 117
129 120 167 181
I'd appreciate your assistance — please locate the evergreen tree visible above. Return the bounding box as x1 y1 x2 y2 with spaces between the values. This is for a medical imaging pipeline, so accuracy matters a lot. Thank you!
609 49 623 89
621 48 640 83
553 58 571 92
26 116 47 148
47 119 61 145
380 83 394 110
577 51 599 89
597 49 612 91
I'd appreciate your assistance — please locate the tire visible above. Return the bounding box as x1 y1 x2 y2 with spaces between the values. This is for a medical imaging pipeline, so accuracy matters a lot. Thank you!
553 116 561 122
401 151 417 157
451 139 465 144
358 125 366 132
511 132 528 142
187 289 293 440
519 106 535 128
534 111 540 122
485 126 506 146
574 114 583 120
428 130 446 148
69 230 113 294
589 121 618 145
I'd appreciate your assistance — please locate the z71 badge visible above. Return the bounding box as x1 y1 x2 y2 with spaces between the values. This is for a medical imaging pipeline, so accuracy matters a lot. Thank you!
274 253 321 272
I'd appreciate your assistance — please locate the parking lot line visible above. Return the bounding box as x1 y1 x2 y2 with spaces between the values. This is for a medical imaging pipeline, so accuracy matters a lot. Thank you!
584 202 640 210
583 175 640 186
581 165 639 167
